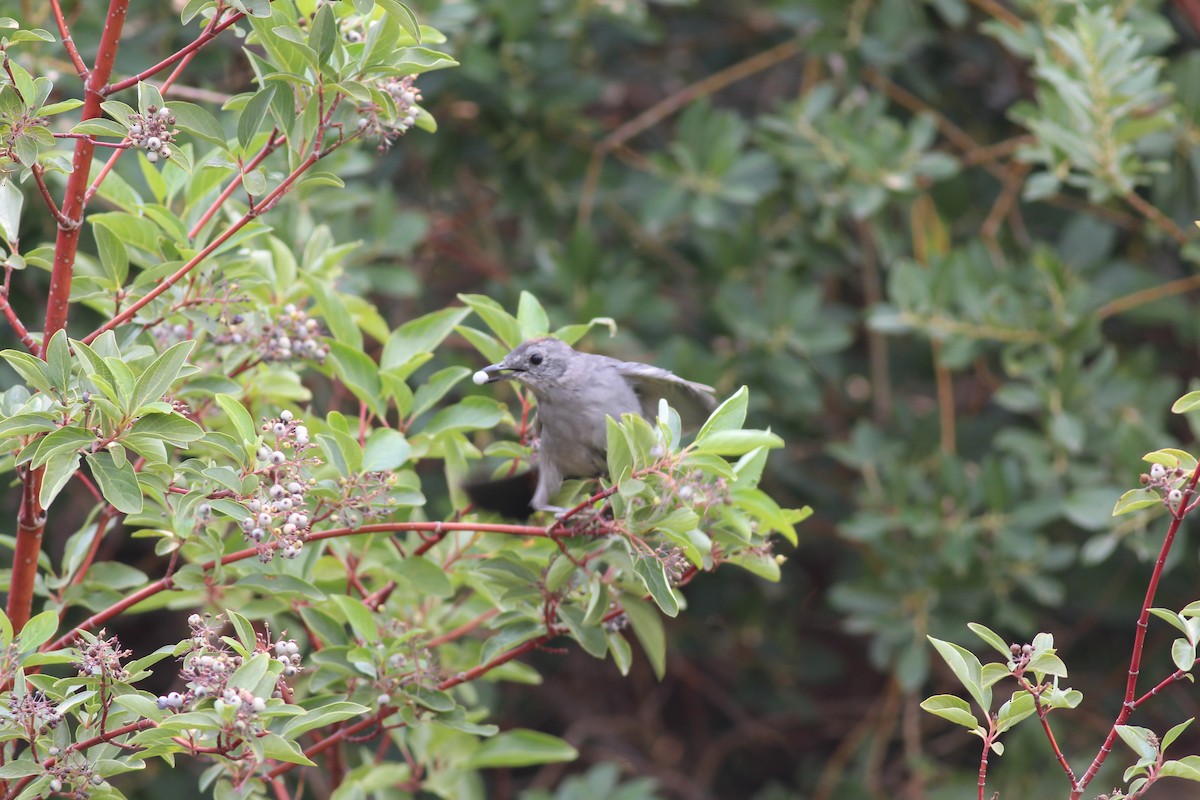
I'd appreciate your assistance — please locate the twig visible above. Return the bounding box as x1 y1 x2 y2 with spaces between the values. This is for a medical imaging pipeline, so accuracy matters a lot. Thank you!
1122 188 1192 247
103 11 245 96
41 521 550 652
1096 274 1200 320
49 0 89 79
29 165 75 230
1072 461 1200 797
578 37 803 226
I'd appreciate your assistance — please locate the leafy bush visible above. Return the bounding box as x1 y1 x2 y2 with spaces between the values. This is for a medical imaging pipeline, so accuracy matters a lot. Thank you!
0 3 802 798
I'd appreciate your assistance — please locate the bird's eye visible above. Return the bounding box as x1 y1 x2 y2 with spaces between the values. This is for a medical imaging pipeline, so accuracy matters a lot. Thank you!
529 352 544 366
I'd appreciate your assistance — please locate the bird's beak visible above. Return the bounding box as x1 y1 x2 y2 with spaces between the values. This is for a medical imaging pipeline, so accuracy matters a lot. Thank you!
474 362 519 385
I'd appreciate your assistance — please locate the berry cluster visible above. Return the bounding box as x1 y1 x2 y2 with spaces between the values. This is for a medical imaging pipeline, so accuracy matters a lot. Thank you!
43 751 105 799
1140 462 1190 511
215 304 329 365
127 105 177 164
5 691 61 737
274 638 303 677
329 469 400 528
655 544 690 585
156 615 301 719
355 74 423 150
72 630 131 682
672 471 733 513
241 410 317 562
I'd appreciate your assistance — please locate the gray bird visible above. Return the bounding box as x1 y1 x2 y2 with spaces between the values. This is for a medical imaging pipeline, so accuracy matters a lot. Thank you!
469 337 717 515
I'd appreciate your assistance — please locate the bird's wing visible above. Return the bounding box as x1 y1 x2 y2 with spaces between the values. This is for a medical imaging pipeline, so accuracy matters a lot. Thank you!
612 360 717 430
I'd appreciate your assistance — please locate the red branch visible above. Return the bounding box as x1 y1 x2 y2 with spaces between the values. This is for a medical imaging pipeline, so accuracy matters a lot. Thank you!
49 0 89 79
42 0 128 348
11 2 128 635
82 141 327 342
1072 461 1200 797
104 11 245 96
41 521 548 652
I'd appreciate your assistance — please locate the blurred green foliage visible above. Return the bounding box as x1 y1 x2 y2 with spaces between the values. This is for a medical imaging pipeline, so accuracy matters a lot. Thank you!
6 0 1200 796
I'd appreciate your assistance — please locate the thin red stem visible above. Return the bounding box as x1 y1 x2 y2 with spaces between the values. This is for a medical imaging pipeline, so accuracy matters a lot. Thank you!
50 0 89 79
30 165 73 228
188 132 285 240
41 521 548 652
1073 462 1200 796
104 11 245 96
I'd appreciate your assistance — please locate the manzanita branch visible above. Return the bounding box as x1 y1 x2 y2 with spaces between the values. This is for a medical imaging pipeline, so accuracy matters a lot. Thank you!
29 165 72 228
49 0 89 79
41 521 549 652
0 274 36 353
12 0 131 632
1072 460 1200 797
103 10 245 96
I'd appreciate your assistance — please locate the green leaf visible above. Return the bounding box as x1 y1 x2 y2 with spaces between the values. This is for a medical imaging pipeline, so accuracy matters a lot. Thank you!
36 99 84 117
1173 638 1196 672
70 119 129 138
605 416 633 482
362 428 411 471
622 597 666 679
260 732 316 766
214 394 258 452
1163 718 1193 752
480 619 544 666
1161 755 1200 780
968 623 1014 659
0 412 56 439
410 366 470 420
85 451 144 513
309 3 337 64
1 349 54 394
458 294 524 349
558 605 607 659
280 701 370 738
43 330 70 391
1027 649 1068 678
1113 488 1161 516
168 101 226 146
93 222 129 286
633 557 680 617
17 610 59 653
377 0 422 43
465 729 578 769
39 451 80 508
30 426 95 468
227 610 257 651
130 412 205 445
228 652 271 693
380 307 471 370
1173 391 1200 414
331 595 379 642
424 397 504 435
0 762 44 779
138 82 165 114
995 692 1036 734
1116 724 1159 762
237 85 276 151
919 694 980 730
694 429 783 457
131 340 195 411
329 342 384 418
395 555 453 597
516 291 550 339
928 636 990 713
695 386 748 441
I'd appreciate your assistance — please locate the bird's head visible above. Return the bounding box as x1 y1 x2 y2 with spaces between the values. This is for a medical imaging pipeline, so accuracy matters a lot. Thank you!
473 338 573 391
